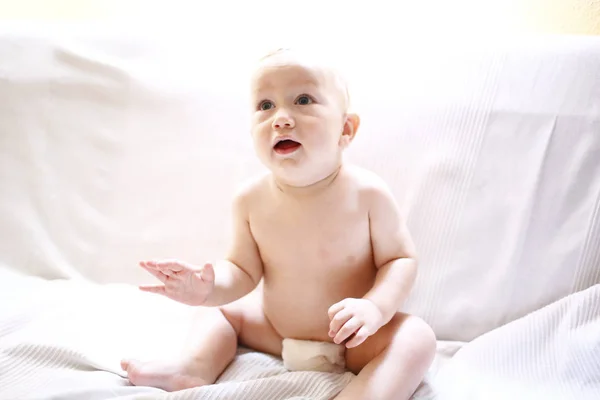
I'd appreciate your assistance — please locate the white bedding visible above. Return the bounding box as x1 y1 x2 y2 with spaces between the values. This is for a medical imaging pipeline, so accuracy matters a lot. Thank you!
0 266 458 399
433 284 600 400
1 268 598 399
0 268 355 400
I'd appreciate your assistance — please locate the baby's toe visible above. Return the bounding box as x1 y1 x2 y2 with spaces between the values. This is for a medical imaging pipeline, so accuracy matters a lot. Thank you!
120 358 138 372
122 360 147 386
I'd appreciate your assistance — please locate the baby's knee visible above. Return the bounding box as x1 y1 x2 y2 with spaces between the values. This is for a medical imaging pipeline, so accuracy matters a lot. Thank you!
389 314 436 366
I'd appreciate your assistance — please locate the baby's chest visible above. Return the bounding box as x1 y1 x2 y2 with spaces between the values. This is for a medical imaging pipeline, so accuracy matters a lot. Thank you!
250 205 372 266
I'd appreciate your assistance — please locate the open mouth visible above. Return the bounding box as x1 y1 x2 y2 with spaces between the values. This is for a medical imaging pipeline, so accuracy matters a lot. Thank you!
273 139 301 154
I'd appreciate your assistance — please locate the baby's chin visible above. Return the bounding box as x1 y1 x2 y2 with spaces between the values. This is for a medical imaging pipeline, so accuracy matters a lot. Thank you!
271 164 341 189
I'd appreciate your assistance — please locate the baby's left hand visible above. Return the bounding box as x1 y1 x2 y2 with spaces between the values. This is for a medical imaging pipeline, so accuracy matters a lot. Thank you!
328 298 384 348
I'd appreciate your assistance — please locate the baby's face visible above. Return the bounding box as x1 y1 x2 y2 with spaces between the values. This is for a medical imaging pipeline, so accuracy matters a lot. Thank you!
250 57 353 187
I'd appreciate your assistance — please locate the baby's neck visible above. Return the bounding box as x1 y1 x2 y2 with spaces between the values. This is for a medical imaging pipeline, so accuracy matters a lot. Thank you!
273 165 343 197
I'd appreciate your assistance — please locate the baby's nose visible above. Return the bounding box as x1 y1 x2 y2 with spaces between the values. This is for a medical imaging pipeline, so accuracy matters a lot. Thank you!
273 114 295 129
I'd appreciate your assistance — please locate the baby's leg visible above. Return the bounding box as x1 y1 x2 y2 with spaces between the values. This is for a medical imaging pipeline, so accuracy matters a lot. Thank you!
335 313 436 400
121 287 283 392
120 305 236 391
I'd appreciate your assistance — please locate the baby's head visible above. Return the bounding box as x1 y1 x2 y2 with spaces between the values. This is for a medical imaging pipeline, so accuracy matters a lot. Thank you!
249 48 359 187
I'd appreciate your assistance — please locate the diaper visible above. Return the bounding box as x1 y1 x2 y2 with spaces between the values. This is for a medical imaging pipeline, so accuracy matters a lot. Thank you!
281 338 346 373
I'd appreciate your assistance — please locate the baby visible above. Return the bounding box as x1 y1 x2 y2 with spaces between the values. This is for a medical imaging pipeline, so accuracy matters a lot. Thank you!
121 49 436 400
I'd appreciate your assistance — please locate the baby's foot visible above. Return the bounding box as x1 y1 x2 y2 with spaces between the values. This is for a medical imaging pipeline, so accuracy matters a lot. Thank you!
120 358 211 392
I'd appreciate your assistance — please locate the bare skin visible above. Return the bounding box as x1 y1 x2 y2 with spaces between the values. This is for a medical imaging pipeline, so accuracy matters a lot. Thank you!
121 50 436 400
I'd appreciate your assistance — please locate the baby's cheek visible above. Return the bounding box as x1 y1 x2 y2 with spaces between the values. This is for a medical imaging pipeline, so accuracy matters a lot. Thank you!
250 124 270 142
313 135 336 150
251 117 270 130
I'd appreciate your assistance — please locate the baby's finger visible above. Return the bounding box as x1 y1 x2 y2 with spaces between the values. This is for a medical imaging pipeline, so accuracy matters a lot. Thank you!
140 260 172 275
327 299 348 320
139 261 158 270
345 326 370 348
149 260 186 275
140 263 168 283
139 284 166 295
328 309 352 337
333 317 362 345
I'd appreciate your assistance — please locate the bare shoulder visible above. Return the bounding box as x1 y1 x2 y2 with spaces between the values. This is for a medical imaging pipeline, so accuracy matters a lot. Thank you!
346 165 417 262
344 164 395 203
231 172 272 213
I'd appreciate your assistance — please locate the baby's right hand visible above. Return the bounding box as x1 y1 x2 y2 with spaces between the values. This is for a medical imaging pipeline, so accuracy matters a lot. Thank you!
138 260 215 306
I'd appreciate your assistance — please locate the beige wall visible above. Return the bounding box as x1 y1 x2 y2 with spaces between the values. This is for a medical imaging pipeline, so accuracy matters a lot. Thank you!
514 0 599 34
0 0 598 36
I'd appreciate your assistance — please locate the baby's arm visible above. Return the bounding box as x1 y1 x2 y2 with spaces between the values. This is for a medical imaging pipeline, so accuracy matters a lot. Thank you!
328 178 417 348
138 186 264 307
361 181 418 322
204 188 264 306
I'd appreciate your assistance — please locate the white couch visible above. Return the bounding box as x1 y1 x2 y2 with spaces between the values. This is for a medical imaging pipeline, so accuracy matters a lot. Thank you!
0 25 599 400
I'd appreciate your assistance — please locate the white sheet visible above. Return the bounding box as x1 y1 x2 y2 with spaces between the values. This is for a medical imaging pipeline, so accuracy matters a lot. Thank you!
1 269 597 399
0 268 355 400
433 284 600 400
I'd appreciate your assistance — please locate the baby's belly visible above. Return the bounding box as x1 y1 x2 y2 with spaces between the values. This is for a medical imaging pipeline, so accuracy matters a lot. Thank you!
261 270 376 342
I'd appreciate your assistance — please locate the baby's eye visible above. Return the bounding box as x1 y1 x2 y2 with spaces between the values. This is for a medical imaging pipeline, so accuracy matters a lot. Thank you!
259 100 274 111
295 95 313 105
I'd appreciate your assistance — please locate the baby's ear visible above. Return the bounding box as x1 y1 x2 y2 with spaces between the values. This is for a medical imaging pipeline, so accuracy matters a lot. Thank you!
339 113 360 148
